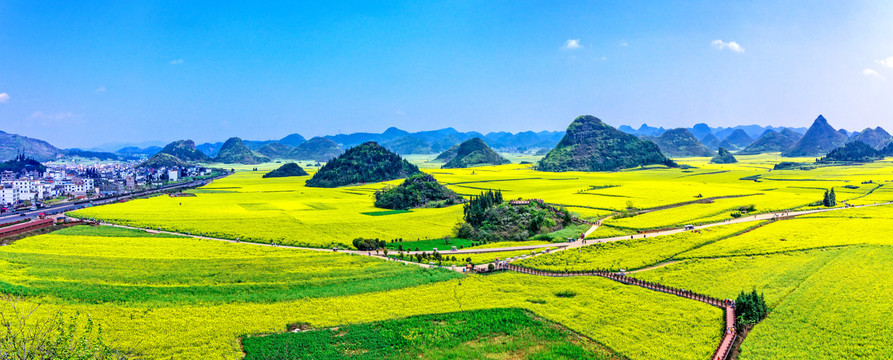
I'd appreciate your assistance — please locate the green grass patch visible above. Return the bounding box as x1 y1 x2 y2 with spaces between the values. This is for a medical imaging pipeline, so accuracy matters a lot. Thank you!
385 237 476 252
53 225 185 238
361 210 411 216
241 308 624 360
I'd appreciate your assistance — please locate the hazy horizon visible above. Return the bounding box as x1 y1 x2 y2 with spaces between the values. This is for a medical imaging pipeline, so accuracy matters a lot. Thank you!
2 1 892 148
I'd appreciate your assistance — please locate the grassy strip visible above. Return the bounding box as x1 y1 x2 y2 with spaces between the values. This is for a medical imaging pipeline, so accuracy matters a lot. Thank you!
241 308 626 360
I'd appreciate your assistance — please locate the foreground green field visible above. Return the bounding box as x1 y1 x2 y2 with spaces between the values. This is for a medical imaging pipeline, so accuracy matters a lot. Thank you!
0 225 720 360
242 308 625 360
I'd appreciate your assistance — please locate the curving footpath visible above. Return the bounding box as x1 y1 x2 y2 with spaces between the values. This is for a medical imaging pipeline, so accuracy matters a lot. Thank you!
498 263 737 360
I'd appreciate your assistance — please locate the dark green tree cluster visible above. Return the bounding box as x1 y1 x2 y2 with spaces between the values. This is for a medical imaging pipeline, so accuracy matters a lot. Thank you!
823 187 837 207
0 154 46 173
374 174 461 210
305 142 421 188
352 238 387 250
818 140 883 163
735 290 768 325
457 190 573 241
463 190 504 228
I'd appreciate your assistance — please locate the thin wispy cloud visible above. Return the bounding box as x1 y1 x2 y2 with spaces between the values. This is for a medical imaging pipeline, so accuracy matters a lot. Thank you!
563 39 582 49
31 111 82 120
877 57 893 69
863 68 886 81
95 86 107 93
170 59 184 65
0 92 8 103
711 39 745 53
619 40 628 47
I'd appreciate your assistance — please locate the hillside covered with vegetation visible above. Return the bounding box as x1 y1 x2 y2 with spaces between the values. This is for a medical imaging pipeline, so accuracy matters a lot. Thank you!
159 140 209 162
456 190 575 241
305 142 421 187
213 137 270 164
262 162 308 178
138 153 187 168
738 129 802 154
0 154 46 173
538 115 676 172
651 128 714 157
0 130 61 162
783 115 848 157
374 174 461 210
818 141 885 163
710 148 737 164
256 142 294 159
441 138 510 168
289 137 343 162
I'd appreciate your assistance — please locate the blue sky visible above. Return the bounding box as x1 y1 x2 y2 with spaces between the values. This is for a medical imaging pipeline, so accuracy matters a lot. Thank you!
1 1 892 148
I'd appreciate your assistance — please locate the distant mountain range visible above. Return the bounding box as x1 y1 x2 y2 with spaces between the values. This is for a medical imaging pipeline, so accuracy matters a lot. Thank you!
618 122 808 141
2 117 888 162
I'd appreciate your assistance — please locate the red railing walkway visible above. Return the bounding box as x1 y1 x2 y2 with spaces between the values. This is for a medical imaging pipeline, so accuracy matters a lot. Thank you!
497 263 737 360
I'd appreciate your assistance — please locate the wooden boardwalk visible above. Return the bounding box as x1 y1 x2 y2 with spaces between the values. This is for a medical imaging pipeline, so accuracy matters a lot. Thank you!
498 263 737 360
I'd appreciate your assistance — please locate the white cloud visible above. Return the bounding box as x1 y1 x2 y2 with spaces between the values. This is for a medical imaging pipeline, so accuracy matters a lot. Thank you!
563 39 582 49
95 86 106 93
711 40 745 53
619 40 628 47
0 93 8 103
169 59 184 65
877 57 893 69
31 111 81 120
863 68 886 81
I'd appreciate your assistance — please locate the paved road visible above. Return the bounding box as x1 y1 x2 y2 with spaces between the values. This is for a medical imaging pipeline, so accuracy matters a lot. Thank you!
96 201 893 264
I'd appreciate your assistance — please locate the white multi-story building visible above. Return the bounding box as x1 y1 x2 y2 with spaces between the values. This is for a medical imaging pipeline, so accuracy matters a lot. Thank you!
167 169 179 182
0 186 18 206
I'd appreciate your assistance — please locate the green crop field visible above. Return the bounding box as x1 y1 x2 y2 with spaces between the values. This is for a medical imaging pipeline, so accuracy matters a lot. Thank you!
10 156 893 359
517 221 759 271
242 308 625 360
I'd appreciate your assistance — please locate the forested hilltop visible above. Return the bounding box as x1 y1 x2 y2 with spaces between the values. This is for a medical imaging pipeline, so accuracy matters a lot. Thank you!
538 115 676 172
305 142 421 187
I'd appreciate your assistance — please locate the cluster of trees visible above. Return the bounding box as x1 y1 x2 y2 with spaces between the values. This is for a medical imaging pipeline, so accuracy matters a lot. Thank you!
735 290 768 326
463 190 504 228
0 154 46 173
374 174 461 210
456 190 574 241
730 204 757 218
818 140 885 163
352 237 388 251
823 188 837 207
396 251 460 264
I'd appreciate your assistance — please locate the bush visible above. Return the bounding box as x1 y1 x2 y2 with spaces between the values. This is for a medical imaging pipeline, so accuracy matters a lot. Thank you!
352 238 386 250
0 297 127 359
553 290 578 298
